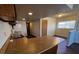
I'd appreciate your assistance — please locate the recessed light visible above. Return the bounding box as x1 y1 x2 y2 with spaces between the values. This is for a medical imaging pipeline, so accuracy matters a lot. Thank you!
58 14 62 17
28 12 32 15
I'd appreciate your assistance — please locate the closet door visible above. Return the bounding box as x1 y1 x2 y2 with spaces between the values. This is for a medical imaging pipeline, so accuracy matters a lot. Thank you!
42 20 47 36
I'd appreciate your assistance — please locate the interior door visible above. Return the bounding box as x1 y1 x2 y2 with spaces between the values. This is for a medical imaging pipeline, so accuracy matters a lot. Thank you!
26 22 30 36
42 20 47 36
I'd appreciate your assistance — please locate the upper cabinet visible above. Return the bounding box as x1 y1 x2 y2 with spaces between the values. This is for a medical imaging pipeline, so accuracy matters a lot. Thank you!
0 4 16 21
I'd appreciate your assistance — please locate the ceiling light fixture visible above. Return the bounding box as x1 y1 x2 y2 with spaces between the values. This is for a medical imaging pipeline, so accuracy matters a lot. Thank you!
28 12 32 16
58 14 62 17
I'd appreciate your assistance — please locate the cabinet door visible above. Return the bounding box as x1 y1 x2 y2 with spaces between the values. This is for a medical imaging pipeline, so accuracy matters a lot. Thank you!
0 4 15 21
42 20 47 36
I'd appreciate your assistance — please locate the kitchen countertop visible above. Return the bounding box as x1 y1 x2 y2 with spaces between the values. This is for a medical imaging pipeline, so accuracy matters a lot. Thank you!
6 37 64 54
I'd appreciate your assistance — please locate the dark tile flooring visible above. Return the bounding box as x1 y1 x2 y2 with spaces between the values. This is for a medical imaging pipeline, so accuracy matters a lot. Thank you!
57 40 76 54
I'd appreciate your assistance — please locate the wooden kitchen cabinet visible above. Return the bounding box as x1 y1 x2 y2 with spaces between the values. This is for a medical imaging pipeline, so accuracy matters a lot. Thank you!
0 4 16 21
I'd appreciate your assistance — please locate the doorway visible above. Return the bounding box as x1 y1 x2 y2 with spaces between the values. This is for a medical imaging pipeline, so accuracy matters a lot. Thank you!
42 20 48 36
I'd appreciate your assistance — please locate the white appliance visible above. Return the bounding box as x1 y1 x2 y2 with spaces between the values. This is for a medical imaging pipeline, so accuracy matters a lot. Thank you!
67 19 79 46
67 30 76 46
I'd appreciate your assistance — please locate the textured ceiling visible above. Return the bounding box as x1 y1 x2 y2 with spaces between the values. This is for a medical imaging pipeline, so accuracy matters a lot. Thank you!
15 4 70 21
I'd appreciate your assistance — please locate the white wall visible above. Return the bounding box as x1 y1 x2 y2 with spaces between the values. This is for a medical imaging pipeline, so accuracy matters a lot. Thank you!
14 21 27 36
55 18 77 38
0 21 12 49
40 17 56 37
47 17 56 36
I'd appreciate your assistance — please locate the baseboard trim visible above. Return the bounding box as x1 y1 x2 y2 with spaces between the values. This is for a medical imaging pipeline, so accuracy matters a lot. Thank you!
54 35 67 39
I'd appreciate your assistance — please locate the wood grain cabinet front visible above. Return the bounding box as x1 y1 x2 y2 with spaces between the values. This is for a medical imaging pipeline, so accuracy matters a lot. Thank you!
0 4 16 21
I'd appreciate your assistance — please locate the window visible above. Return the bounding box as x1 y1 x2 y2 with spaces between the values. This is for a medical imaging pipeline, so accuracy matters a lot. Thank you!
58 20 76 29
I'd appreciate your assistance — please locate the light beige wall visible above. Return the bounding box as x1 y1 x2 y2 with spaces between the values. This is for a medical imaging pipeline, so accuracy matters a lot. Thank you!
55 16 77 38
31 17 56 37
55 29 70 38
47 17 56 36
40 17 56 37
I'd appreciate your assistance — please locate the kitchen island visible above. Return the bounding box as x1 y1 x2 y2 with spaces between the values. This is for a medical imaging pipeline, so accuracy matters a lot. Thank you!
6 37 64 54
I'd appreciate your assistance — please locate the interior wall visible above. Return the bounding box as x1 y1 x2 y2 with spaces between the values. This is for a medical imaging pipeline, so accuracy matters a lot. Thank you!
14 21 27 36
55 29 70 38
40 17 56 37
55 16 77 38
31 20 40 37
0 21 12 49
47 17 56 36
